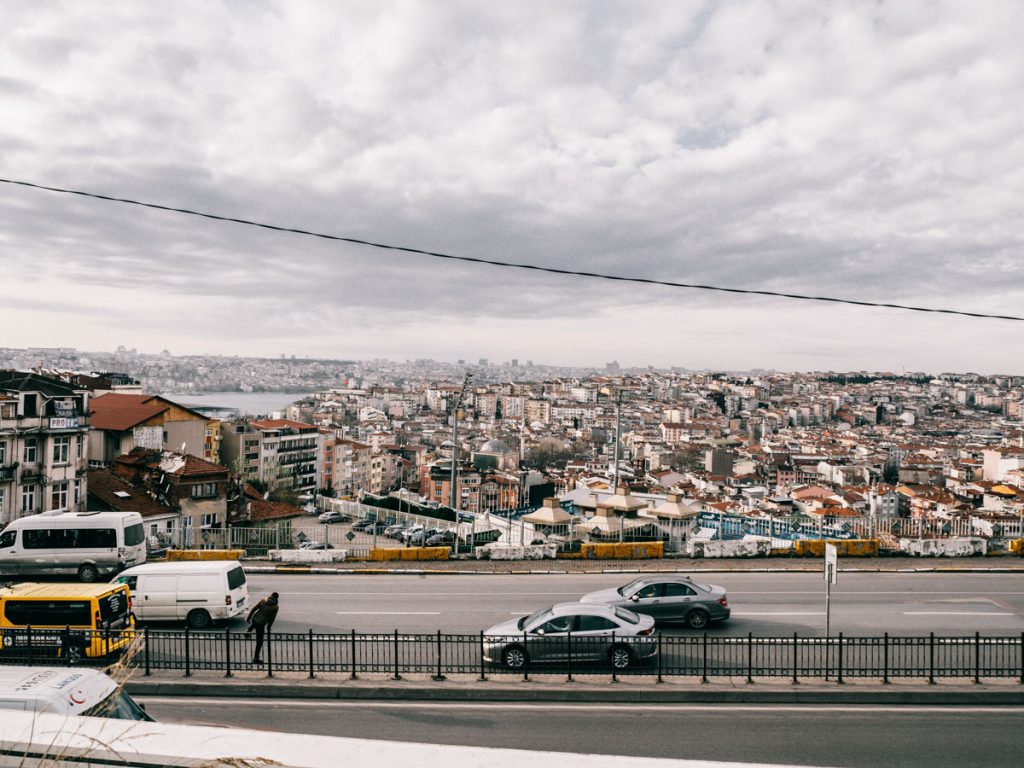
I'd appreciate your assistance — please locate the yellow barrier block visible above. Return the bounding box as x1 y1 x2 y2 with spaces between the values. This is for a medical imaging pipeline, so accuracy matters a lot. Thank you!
382 546 450 561
793 539 879 557
164 549 244 561
369 548 401 561
581 542 664 560
1009 538 1024 555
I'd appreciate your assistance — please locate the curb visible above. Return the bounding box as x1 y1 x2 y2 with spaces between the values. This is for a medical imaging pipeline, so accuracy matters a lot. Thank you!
241 565 1024 575
126 679 1024 706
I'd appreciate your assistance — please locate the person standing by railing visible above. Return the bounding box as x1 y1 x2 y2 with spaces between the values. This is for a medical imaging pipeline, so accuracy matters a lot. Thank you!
245 591 279 665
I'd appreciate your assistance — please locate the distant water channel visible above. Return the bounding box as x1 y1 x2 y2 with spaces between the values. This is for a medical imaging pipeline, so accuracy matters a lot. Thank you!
164 391 309 418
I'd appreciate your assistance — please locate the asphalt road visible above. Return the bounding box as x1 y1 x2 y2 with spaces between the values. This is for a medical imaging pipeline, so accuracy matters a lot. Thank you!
237 572 1024 636
138 698 1024 768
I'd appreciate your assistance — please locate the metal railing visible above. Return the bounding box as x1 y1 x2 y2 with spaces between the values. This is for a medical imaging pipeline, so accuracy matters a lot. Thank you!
1 628 1021 683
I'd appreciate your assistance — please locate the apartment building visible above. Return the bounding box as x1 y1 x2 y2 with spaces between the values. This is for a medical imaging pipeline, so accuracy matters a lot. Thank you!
88 392 220 465
332 438 372 497
0 371 91 523
221 418 321 494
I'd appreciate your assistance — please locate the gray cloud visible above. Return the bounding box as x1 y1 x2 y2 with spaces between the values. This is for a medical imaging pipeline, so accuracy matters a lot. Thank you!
2 1 1023 370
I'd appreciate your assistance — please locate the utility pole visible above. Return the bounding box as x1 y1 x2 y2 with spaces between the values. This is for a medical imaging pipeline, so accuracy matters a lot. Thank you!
449 371 473 511
612 388 623 491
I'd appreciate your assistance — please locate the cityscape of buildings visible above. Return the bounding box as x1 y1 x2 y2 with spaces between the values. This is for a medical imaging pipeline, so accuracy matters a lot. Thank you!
2 346 1024 549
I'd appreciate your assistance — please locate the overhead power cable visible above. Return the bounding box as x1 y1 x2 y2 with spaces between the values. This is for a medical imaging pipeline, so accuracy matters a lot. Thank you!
1 176 1021 322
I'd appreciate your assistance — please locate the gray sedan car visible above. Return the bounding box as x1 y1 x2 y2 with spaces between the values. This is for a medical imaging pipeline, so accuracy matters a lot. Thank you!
579 576 730 629
483 602 657 670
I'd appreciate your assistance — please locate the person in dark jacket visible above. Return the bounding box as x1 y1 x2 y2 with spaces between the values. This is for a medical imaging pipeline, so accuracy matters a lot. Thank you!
246 592 279 665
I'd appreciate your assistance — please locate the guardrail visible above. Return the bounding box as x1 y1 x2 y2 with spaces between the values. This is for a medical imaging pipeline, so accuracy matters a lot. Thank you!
1 628 1022 683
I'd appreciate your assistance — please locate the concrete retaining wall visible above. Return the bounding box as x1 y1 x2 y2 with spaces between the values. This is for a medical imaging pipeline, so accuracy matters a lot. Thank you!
899 537 987 557
270 549 348 562
686 539 770 558
794 539 880 557
580 542 664 560
476 543 557 560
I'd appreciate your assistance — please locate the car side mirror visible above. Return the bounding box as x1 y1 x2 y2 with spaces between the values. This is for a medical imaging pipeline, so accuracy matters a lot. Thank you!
534 628 545 636
629 594 639 602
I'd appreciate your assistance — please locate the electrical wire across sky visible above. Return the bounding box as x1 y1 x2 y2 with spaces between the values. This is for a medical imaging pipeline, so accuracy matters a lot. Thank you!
2 176 1021 323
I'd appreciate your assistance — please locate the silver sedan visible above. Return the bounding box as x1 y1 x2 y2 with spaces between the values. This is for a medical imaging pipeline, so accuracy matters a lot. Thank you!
579 576 730 629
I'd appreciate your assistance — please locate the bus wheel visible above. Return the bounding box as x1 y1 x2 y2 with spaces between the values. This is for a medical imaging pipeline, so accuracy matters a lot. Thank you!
77 564 99 583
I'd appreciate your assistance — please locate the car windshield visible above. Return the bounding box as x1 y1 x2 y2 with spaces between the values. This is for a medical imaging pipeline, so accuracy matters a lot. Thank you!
82 690 153 722
617 577 648 596
518 607 553 631
613 606 642 624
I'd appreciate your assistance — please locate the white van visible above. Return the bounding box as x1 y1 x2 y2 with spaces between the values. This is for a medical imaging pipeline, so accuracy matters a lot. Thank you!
0 511 146 582
0 666 151 721
112 560 248 629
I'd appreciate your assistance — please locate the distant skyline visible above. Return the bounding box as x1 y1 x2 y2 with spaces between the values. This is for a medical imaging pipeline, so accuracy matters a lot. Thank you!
3 3 1023 373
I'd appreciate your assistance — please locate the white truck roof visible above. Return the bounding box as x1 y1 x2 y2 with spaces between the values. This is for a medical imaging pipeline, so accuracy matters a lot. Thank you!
0 667 117 717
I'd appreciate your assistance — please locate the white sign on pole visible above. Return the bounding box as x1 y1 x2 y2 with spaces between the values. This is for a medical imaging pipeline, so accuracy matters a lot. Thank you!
824 542 838 585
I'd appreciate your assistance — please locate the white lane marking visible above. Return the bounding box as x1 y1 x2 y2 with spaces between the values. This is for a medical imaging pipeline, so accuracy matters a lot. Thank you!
731 612 824 616
138 698 1024 714
335 614 440 618
901 611 1015 616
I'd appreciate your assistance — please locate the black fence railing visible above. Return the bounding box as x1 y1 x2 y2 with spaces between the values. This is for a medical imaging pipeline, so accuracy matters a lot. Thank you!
1 628 1022 683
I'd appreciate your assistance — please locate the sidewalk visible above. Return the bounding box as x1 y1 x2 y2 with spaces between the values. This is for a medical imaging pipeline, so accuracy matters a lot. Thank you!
125 669 1024 705
242 555 1024 575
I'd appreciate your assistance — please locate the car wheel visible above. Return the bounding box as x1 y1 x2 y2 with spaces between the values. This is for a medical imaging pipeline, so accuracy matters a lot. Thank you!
608 644 634 670
686 609 710 630
77 564 99 583
502 645 528 670
187 609 212 630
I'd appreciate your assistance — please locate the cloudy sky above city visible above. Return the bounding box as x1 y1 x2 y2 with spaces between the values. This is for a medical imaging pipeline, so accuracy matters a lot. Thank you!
2 1 1023 373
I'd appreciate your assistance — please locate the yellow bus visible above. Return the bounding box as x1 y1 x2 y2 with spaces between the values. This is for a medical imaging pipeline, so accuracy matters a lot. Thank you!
0 582 135 662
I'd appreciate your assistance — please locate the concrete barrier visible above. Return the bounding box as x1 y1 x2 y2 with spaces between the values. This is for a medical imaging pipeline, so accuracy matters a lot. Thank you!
1010 538 1024 556
686 539 770 558
163 549 244 561
900 537 987 557
476 543 557 560
793 539 880 557
270 549 348 563
581 542 664 560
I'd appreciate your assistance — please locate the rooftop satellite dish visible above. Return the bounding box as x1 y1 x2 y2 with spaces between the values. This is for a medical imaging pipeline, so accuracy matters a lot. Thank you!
180 442 187 453
263 492 270 500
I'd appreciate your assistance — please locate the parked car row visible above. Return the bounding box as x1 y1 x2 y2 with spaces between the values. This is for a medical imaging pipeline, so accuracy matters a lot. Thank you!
482 575 731 671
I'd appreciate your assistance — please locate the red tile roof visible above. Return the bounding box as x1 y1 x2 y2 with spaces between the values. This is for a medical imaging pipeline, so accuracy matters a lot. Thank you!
251 418 316 431
86 467 174 518
90 394 167 430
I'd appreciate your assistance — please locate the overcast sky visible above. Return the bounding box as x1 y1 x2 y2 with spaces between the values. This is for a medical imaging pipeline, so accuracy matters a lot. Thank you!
2 1 1023 373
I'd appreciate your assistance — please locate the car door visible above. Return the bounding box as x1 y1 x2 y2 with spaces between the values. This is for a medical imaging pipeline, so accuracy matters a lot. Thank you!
528 615 574 662
139 575 178 620
661 582 699 621
574 614 620 660
628 582 664 620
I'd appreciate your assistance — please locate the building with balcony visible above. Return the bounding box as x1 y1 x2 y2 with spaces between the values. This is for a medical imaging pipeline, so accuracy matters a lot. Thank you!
0 371 92 524
221 418 321 495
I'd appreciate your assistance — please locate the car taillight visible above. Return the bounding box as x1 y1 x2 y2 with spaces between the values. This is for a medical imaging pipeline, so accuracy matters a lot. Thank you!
226 595 232 606
638 627 654 635
718 597 729 607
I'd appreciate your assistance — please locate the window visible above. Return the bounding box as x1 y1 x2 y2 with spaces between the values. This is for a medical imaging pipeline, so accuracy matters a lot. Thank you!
634 583 662 599
73 479 82 506
21 486 36 514
190 482 218 499
4 600 90 626
537 617 573 634
200 513 218 527
51 481 69 510
76 436 83 459
0 441 6 464
23 527 117 549
0 530 15 548
227 566 247 590
577 615 618 632
663 583 697 597
23 438 37 464
124 523 144 547
52 435 70 464
0 488 5 514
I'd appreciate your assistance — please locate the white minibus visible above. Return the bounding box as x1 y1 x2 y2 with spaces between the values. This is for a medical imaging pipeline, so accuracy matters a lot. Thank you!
0 511 146 583
112 560 248 629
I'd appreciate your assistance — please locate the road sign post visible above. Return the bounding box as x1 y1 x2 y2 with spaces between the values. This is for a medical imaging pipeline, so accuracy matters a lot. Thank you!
824 543 838 637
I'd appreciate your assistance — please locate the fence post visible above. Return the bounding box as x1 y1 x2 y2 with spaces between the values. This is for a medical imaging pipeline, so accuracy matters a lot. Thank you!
184 627 191 678
523 631 530 682
225 628 232 678
837 633 844 685
974 632 980 685
479 631 487 682
883 633 889 685
432 630 446 681
26 625 33 667
928 632 935 685
392 629 401 681
792 633 799 685
746 632 753 685
309 629 316 680
64 626 72 668
566 631 573 683
701 633 708 684
610 630 618 684
350 629 358 680
1020 632 1023 685
656 633 663 684
144 626 151 676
